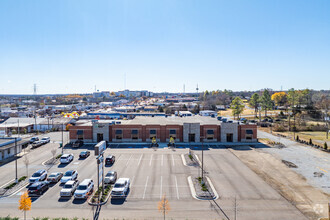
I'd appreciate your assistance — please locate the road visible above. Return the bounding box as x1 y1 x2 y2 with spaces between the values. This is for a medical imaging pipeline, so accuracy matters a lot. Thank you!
0 132 307 219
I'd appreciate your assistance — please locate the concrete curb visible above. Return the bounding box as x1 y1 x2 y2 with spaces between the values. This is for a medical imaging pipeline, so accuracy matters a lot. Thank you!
187 176 218 201
181 154 187 166
206 176 219 200
194 154 202 166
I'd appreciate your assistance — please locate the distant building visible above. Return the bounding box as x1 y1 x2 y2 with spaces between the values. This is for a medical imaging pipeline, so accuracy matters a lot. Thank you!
0 137 29 162
93 91 110 98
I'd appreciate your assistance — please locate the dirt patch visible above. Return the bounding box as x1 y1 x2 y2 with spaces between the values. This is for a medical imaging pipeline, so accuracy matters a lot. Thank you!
282 160 298 168
184 154 199 167
228 148 329 220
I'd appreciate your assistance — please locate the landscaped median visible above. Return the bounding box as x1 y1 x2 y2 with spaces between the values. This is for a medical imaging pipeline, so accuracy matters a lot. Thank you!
0 176 28 197
188 176 219 200
182 150 219 200
88 184 112 206
42 154 62 166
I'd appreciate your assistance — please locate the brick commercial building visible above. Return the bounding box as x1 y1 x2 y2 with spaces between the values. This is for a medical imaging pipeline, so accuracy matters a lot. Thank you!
69 116 257 144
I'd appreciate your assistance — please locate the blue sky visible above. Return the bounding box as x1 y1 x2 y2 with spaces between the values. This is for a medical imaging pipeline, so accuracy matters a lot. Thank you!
0 0 329 94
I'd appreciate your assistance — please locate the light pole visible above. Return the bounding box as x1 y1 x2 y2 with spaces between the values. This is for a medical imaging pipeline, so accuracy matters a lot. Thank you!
61 123 64 155
15 137 18 183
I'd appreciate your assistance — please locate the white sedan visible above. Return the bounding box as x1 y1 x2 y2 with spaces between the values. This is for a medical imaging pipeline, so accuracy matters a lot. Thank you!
61 170 78 183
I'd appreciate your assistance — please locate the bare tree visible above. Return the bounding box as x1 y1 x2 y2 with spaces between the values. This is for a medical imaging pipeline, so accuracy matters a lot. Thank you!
23 156 29 177
51 148 57 163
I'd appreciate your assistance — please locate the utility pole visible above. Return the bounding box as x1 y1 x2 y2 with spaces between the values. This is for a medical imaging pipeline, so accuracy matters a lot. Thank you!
201 138 204 183
17 119 20 137
15 137 18 183
61 123 64 154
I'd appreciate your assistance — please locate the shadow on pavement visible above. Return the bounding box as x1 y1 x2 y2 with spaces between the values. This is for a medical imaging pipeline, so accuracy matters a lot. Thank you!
72 198 87 205
58 197 71 202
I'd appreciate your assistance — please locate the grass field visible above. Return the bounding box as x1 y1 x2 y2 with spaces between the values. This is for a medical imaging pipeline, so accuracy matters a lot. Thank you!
262 128 330 145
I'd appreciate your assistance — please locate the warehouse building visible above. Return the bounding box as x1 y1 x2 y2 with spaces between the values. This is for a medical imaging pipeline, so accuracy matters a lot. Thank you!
69 116 257 144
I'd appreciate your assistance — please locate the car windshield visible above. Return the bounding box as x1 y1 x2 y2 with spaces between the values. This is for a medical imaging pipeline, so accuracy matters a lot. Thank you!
106 173 114 177
80 152 86 154
49 174 56 178
64 171 73 176
32 173 41 177
114 183 124 188
61 156 68 159
42 138 47 140
64 184 73 189
77 185 87 190
29 186 38 190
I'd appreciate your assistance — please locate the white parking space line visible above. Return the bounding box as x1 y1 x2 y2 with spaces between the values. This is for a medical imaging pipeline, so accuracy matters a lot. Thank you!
0 179 14 188
161 154 164 166
149 154 153 166
142 176 149 199
126 154 133 167
160 176 163 199
175 176 179 200
171 154 175 167
131 175 135 186
138 154 143 166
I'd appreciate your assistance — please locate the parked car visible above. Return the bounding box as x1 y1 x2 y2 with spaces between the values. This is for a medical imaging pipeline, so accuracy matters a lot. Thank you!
40 137 50 144
29 170 47 183
104 171 117 184
60 180 79 197
28 181 49 196
60 154 74 164
79 151 90 158
32 141 43 148
105 155 115 165
29 137 39 144
111 178 130 198
72 140 84 148
47 172 63 183
74 179 94 199
61 170 78 183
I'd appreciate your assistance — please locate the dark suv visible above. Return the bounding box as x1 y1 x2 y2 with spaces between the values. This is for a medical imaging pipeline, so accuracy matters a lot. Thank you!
105 155 115 165
28 181 49 196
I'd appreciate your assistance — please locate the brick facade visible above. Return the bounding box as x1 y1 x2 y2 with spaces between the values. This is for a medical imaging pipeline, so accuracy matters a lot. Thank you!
69 122 257 143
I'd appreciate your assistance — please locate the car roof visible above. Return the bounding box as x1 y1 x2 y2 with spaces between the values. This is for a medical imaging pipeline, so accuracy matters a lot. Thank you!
36 169 45 173
116 178 129 183
106 171 116 174
65 180 76 185
30 181 45 187
106 155 114 158
79 179 92 185
62 154 70 157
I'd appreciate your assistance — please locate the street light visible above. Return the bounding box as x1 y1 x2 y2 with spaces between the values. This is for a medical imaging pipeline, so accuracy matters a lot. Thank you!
15 137 18 183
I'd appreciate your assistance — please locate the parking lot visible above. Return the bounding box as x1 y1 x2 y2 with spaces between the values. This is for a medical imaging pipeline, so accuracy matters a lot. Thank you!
0 132 307 219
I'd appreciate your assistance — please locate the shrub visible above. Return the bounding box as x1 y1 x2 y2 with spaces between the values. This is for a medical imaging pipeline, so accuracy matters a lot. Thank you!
324 142 328 150
188 154 193 160
296 135 299 141
18 176 27 182
56 154 62 159
309 138 313 145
